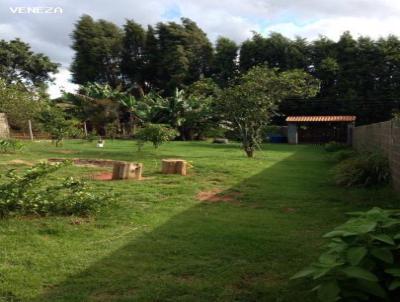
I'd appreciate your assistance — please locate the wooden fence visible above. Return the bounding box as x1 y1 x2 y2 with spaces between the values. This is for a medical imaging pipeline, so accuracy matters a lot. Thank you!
353 119 400 191
10 130 51 140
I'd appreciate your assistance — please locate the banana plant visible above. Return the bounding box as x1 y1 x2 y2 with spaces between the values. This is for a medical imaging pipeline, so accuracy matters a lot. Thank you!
119 95 139 134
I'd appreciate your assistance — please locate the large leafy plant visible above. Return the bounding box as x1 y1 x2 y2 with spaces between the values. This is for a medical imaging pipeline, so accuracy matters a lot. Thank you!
0 162 113 218
292 207 400 301
218 66 319 157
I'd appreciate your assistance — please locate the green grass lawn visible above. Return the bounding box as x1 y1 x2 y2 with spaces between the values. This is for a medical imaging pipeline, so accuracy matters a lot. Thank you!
0 140 398 302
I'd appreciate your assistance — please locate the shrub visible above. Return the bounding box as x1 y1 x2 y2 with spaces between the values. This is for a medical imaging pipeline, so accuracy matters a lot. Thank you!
136 124 178 150
325 141 349 152
38 107 79 146
332 149 357 162
333 152 390 187
0 139 23 153
105 121 119 139
86 130 97 142
292 207 400 302
0 162 113 218
203 127 227 139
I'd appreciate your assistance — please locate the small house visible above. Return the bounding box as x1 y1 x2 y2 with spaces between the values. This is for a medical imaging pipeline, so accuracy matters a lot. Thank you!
286 115 356 144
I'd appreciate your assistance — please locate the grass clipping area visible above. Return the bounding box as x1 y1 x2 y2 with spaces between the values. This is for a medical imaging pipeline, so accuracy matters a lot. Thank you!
0 140 398 302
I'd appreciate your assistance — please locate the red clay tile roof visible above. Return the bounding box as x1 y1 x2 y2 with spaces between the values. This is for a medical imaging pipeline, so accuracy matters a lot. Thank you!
286 115 356 122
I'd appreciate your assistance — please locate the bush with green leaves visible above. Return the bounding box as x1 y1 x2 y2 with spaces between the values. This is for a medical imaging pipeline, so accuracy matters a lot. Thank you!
105 121 119 139
325 141 349 152
333 152 390 187
136 124 178 150
292 207 400 301
38 107 79 146
86 130 98 142
332 149 357 162
0 139 23 153
0 162 113 218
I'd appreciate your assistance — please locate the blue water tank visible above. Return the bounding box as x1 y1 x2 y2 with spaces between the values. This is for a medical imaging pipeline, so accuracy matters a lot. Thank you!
269 135 288 143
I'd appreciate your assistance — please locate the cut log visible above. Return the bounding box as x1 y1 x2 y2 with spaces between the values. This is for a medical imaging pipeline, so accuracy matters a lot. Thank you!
161 159 187 176
112 161 143 180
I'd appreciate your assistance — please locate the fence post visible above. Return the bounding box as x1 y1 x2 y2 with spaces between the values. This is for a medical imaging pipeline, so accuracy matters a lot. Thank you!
83 121 88 138
28 120 34 141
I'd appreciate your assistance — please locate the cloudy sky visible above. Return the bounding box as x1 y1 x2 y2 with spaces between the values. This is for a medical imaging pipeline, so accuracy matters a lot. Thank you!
1 0 400 98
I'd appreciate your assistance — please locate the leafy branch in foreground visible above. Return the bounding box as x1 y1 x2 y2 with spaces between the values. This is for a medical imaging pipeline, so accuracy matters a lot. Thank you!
0 162 113 218
292 207 400 301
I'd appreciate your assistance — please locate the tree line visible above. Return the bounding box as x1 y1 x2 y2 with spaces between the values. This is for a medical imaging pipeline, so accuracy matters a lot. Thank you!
2 15 400 156
70 15 400 124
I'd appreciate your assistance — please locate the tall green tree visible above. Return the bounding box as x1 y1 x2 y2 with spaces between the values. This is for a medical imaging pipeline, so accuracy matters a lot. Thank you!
143 26 160 91
0 78 46 130
121 20 146 93
212 37 238 87
376 35 400 99
71 15 123 87
155 18 213 94
335 31 359 100
181 18 213 83
0 39 58 88
239 33 268 72
239 33 307 72
219 67 319 157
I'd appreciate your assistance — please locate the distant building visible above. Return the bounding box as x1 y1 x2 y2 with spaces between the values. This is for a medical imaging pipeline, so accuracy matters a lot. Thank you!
286 115 356 144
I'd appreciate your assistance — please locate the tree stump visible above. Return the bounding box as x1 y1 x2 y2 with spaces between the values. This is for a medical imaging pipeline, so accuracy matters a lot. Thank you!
112 161 143 180
161 159 187 176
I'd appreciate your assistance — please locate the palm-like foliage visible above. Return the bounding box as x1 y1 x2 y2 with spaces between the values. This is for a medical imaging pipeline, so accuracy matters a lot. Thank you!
166 88 188 128
119 94 139 134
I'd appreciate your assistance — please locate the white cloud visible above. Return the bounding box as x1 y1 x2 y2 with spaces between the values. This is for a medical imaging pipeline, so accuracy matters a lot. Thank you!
264 16 400 41
47 67 78 98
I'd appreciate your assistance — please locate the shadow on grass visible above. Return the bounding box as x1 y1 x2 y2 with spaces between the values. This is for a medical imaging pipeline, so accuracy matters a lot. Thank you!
31 148 399 302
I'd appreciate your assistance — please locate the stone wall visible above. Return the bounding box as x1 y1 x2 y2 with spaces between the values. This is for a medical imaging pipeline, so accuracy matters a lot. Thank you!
353 119 400 191
0 113 10 138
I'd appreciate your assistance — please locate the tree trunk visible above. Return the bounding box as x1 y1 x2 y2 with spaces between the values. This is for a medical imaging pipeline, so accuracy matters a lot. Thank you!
112 162 143 180
182 128 194 141
244 149 254 157
83 121 88 138
161 159 187 176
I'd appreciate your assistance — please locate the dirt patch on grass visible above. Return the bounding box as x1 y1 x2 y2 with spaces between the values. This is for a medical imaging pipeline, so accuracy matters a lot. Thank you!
8 159 35 166
197 189 241 204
